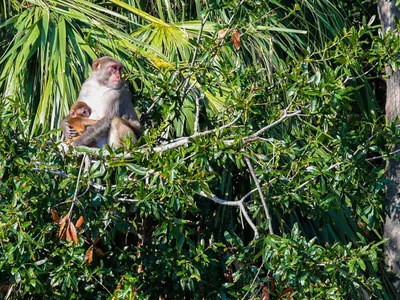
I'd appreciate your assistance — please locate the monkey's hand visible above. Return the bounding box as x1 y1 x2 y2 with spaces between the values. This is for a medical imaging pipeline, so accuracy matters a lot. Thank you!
64 122 78 139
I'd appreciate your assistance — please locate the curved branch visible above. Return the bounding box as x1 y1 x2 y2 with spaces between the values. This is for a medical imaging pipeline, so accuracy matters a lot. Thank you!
198 189 259 239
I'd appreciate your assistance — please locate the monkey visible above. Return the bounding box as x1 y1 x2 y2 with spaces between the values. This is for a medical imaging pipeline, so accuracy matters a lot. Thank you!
61 56 142 148
64 101 97 145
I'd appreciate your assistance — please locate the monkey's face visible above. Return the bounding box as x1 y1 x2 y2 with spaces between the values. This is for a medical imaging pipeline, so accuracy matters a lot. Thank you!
77 107 92 118
97 61 124 89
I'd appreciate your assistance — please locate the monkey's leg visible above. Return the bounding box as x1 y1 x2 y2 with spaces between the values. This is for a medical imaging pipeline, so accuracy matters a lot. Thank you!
108 117 137 148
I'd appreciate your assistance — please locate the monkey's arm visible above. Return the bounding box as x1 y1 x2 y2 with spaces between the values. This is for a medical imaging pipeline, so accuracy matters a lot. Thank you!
71 117 111 146
82 119 98 126
60 117 78 139
68 118 97 135
70 118 98 127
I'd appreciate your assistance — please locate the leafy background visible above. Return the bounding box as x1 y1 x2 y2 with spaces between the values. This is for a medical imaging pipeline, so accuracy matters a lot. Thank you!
0 0 398 298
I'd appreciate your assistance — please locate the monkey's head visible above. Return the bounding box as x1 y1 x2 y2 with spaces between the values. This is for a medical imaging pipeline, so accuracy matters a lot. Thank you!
92 56 124 89
70 101 92 118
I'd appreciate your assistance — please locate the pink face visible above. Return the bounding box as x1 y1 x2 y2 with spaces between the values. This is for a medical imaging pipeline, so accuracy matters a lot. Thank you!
70 106 91 118
78 106 92 118
108 64 122 85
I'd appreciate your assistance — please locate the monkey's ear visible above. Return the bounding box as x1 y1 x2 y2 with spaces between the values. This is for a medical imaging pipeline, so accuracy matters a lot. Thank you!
70 110 77 118
92 60 101 71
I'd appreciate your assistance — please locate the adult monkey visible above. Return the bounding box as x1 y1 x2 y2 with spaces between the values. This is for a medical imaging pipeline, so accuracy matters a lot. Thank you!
61 56 142 148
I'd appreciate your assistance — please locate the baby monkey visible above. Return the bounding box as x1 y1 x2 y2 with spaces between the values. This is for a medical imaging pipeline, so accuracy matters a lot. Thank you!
65 101 97 145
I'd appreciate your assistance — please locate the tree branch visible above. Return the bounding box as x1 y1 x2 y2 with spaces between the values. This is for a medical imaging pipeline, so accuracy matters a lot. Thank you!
244 156 273 234
198 189 259 239
244 110 302 143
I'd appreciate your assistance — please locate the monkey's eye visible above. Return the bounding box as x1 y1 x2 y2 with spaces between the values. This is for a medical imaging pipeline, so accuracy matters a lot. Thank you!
111 65 118 71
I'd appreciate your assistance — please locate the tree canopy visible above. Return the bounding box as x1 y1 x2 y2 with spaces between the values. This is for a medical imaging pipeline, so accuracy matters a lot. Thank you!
0 0 398 298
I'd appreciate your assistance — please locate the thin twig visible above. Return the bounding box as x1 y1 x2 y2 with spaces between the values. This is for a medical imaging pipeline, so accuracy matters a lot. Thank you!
293 162 342 192
68 154 86 217
241 262 265 300
194 92 201 134
343 62 379 84
117 197 139 202
32 167 68 178
180 11 210 111
366 148 400 161
228 0 245 26
145 96 163 115
244 156 273 234
244 110 302 142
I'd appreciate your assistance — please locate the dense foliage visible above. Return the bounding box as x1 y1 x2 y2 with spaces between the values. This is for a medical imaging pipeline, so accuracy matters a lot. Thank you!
1 0 398 298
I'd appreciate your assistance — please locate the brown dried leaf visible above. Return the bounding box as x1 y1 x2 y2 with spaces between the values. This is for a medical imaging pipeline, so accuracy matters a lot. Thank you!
59 214 68 225
69 223 78 244
270 279 276 293
58 216 69 238
65 223 72 242
93 236 102 246
262 286 270 300
51 209 60 223
94 246 105 257
86 246 94 264
232 29 241 50
278 287 294 300
218 29 228 39
75 216 85 229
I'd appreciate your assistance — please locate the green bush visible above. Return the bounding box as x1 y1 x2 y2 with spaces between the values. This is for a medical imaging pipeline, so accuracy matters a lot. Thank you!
1 0 398 299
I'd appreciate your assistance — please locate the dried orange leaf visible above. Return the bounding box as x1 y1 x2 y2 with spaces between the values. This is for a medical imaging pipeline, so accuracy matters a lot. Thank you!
86 246 94 264
69 223 78 244
51 209 60 223
262 286 270 300
59 214 68 225
65 223 72 242
94 246 105 257
232 29 241 50
278 287 294 300
58 217 68 238
218 29 228 39
75 216 85 229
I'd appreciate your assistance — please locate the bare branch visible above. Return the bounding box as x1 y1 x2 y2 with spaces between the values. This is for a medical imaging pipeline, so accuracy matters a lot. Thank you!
244 110 302 143
61 107 301 157
32 167 68 178
117 197 139 202
244 156 273 234
153 113 242 153
181 11 210 101
68 154 86 217
198 189 259 239
343 62 379 84
241 263 265 300
145 96 163 116
366 148 400 161
238 202 259 239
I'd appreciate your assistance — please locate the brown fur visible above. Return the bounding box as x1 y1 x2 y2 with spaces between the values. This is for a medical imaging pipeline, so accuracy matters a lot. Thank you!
65 101 97 145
